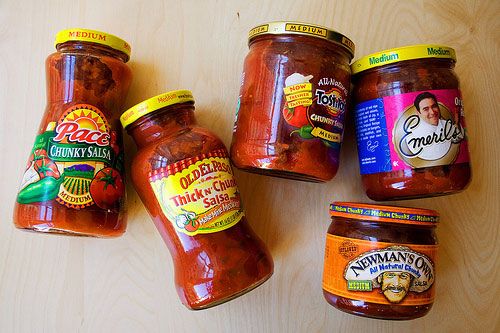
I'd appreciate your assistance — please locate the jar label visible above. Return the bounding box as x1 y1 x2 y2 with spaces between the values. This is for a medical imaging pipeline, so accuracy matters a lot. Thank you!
354 89 470 174
17 104 124 210
323 234 437 305
148 149 244 236
281 73 347 148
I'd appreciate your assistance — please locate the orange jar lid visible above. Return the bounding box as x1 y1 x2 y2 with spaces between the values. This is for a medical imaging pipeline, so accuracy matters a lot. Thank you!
330 202 439 226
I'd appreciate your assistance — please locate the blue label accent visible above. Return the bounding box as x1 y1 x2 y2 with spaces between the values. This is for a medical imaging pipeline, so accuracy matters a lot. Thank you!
354 99 392 175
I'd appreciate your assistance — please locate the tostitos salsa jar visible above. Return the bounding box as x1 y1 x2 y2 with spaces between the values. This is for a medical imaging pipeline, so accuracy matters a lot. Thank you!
13 28 132 237
230 21 355 182
323 202 439 320
351 45 471 200
121 90 273 310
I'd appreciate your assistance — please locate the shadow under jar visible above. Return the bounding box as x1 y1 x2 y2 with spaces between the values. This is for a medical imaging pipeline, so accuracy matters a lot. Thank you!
121 90 274 310
351 44 471 201
13 28 133 237
322 202 439 320
230 21 355 182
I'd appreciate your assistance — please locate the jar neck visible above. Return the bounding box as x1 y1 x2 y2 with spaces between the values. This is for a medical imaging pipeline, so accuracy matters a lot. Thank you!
56 41 129 63
249 34 353 63
127 103 197 149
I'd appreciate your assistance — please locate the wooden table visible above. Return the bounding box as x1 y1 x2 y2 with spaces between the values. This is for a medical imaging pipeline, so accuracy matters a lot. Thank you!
1 0 498 332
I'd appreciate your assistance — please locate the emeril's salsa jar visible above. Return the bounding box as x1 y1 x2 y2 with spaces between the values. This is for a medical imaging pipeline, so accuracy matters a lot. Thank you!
13 28 133 237
230 21 355 182
121 90 274 310
351 44 471 200
322 202 439 320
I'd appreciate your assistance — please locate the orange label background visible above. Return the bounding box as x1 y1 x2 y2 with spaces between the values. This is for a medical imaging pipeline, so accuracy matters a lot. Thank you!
322 234 438 306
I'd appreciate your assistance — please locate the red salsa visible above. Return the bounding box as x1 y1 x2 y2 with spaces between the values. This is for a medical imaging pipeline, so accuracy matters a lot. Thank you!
351 44 471 200
121 90 274 310
14 28 133 237
230 21 355 182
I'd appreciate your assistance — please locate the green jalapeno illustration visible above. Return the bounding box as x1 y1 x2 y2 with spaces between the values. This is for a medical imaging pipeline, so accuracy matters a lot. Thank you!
291 124 315 139
17 174 65 204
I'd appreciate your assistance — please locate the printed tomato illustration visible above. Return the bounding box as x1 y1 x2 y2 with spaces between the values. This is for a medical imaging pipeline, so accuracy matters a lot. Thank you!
89 167 124 209
34 156 61 179
175 210 199 232
26 149 48 169
184 218 200 232
282 105 309 128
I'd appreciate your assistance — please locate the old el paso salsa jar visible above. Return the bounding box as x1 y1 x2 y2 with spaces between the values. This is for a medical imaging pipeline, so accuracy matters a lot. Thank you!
322 202 439 320
351 44 471 200
13 28 133 237
230 21 355 182
121 90 273 309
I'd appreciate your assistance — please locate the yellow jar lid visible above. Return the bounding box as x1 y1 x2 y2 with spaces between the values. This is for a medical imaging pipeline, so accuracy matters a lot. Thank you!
120 90 195 128
55 28 131 60
351 44 456 74
248 21 355 58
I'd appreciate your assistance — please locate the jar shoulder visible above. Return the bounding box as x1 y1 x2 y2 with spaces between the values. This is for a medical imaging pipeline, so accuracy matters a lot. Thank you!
328 218 437 245
353 61 460 101
131 126 227 177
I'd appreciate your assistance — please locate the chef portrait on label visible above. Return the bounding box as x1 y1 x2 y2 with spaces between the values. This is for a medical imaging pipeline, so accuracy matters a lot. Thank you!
394 91 465 166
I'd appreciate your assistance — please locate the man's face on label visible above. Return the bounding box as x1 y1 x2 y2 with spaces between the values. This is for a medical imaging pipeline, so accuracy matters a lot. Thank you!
379 271 412 303
418 98 440 126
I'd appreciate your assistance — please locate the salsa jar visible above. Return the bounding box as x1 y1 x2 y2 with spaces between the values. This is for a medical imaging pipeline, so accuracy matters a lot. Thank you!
121 90 274 310
351 44 471 200
230 21 355 182
322 202 439 320
13 28 133 237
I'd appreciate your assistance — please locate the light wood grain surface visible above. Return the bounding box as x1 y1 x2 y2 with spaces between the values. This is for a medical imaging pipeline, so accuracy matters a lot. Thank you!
0 0 499 332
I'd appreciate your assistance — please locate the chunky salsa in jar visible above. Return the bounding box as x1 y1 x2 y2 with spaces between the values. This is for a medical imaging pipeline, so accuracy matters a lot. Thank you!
14 28 133 237
351 44 471 200
121 90 273 310
323 202 439 320
230 21 355 182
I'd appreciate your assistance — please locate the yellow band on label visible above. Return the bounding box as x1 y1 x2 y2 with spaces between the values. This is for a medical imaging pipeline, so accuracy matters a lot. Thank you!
286 91 313 102
311 127 341 142
287 99 313 108
283 82 312 95
149 151 243 236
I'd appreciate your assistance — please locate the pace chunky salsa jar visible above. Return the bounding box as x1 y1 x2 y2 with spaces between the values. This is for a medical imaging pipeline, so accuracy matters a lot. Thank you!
351 44 471 200
13 28 133 237
322 202 439 320
230 21 355 182
121 90 273 310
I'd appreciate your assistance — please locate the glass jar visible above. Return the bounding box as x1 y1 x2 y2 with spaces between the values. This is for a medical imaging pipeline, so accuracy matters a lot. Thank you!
322 202 439 320
351 44 471 200
13 28 133 237
121 90 274 310
230 21 355 182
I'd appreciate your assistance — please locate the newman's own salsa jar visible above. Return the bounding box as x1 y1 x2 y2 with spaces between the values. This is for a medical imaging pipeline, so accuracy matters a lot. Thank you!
13 28 133 237
351 45 471 200
323 202 439 320
121 90 273 310
230 21 355 182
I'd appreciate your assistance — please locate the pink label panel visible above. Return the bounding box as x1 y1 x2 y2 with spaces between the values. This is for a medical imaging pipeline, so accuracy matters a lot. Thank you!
382 89 470 171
